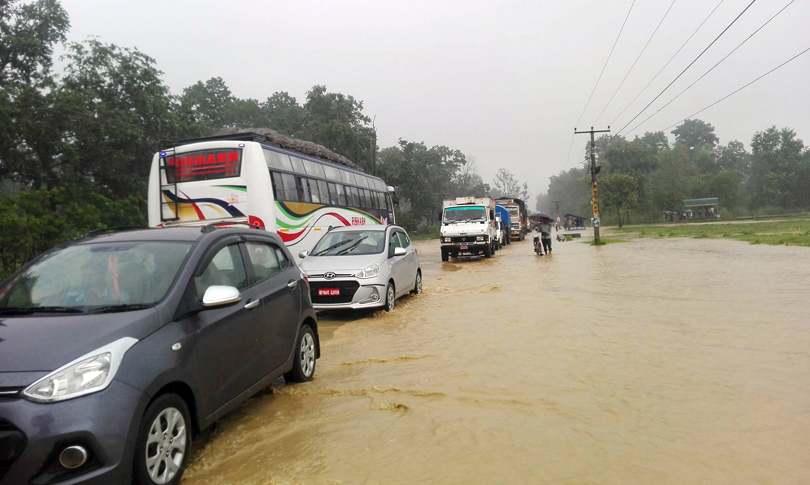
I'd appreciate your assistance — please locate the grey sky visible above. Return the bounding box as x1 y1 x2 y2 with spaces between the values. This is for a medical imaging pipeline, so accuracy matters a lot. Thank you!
62 0 810 198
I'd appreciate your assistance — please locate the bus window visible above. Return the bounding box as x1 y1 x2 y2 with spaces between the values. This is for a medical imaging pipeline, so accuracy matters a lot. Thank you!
323 165 341 182
349 186 360 207
317 180 329 204
359 189 368 208
281 173 299 201
270 172 285 199
335 184 347 205
308 178 322 203
376 191 384 210
356 175 368 188
303 159 326 179
297 177 311 203
340 170 356 186
264 150 292 171
290 156 306 174
327 183 338 205
363 190 373 208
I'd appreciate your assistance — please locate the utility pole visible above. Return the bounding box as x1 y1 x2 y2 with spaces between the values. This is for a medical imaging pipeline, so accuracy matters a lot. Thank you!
552 200 561 220
574 126 610 245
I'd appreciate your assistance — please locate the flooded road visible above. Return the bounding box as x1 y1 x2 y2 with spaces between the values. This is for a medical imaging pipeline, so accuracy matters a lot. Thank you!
183 234 810 484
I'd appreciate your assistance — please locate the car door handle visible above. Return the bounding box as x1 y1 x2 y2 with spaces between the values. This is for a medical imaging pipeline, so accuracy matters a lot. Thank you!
287 280 298 289
244 299 260 310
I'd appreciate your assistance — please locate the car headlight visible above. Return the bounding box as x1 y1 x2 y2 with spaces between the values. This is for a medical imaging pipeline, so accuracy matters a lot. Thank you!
476 236 485 241
23 337 138 403
442 237 451 243
354 263 380 279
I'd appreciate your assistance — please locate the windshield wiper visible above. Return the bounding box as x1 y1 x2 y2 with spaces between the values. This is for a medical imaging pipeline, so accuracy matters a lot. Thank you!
0 306 85 315
313 239 355 256
88 304 151 314
335 240 364 255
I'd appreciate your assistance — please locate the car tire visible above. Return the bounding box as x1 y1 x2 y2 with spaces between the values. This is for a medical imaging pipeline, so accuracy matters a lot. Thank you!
284 324 317 383
384 281 396 312
133 393 191 485
484 244 492 258
411 270 422 294
441 248 449 262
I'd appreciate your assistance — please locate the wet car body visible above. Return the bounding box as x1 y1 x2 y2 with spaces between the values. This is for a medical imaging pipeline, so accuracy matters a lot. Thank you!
299 225 421 311
0 226 319 485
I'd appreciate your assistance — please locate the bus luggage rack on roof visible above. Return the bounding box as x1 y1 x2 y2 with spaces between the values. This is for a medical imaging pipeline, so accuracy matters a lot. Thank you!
200 222 265 233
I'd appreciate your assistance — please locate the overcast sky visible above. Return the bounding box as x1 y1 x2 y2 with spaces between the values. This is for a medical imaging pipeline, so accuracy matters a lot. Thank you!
61 0 810 198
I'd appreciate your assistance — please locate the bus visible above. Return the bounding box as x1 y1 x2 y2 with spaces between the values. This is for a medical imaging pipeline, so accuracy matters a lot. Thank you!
147 132 397 260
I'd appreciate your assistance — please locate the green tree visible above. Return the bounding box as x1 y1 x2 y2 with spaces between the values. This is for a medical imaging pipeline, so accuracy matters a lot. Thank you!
302 85 375 172
600 173 637 228
0 0 69 86
180 77 234 133
672 119 718 163
651 144 693 211
749 126 807 209
492 168 528 200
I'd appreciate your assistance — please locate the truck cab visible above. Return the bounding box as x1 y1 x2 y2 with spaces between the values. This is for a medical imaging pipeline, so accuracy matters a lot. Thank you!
440 197 498 261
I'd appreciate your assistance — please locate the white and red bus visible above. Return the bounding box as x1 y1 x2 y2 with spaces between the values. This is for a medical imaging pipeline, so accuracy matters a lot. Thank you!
147 133 396 260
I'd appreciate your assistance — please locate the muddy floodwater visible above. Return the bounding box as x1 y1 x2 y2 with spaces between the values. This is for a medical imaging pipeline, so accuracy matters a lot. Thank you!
182 234 810 485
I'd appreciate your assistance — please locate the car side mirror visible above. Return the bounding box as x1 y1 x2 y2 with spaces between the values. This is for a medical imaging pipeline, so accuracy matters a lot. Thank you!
202 285 241 308
393 247 407 257
298 250 309 259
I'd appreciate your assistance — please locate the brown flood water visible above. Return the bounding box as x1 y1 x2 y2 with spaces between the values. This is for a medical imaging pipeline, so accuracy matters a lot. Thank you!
182 234 810 485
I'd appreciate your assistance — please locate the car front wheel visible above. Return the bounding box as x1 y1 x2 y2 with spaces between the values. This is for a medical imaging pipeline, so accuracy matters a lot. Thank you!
134 394 191 485
411 270 422 294
285 324 317 383
385 282 396 312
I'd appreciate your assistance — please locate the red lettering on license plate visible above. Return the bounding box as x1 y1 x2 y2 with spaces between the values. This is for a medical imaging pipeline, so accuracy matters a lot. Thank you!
459 245 468 250
318 288 340 296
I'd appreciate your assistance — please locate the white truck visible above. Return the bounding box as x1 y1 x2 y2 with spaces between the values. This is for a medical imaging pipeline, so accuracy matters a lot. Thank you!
440 197 498 261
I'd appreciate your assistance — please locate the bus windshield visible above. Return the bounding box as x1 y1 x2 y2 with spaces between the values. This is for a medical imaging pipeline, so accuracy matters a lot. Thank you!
444 207 486 223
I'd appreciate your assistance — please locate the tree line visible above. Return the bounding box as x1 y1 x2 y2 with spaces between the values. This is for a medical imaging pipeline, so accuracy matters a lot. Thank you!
535 119 810 227
0 0 534 277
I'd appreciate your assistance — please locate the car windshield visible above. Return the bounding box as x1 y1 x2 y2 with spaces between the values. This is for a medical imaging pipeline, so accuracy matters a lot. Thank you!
444 207 486 223
311 231 385 256
0 241 192 313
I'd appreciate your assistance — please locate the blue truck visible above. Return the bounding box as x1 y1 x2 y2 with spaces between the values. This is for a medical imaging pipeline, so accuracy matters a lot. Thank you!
495 205 512 248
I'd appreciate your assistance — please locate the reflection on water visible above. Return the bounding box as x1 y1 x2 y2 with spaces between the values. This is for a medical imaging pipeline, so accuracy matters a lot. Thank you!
183 234 810 484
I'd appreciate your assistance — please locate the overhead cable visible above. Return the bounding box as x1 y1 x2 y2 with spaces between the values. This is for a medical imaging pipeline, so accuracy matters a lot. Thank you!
616 0 757 135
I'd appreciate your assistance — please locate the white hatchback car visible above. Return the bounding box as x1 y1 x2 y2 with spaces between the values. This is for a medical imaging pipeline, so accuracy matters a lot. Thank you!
298 225 422 311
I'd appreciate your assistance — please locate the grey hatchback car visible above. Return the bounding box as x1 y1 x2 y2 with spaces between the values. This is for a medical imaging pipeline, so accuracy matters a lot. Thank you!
0 225 319 485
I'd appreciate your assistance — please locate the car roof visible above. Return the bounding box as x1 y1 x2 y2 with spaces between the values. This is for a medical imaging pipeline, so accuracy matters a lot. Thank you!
74 226 275 244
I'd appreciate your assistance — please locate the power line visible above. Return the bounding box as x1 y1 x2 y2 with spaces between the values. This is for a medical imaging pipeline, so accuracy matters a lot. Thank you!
663 45 810 132
573 0 637 129
624 0 794 136
608 0 725 128
563 132 576 170
593 0 678 126
616 0 757 135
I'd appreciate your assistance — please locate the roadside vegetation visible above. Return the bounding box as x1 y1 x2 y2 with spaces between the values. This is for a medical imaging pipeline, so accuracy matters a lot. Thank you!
613 219 810 247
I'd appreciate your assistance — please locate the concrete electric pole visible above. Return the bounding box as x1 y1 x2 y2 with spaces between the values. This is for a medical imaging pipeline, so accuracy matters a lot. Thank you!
574 126 610 245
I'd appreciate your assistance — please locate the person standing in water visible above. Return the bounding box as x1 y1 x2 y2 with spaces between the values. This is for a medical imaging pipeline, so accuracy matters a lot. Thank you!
540 218 552 255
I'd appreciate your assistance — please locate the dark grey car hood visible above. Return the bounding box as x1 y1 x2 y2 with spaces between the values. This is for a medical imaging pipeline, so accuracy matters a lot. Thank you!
0 309 161 373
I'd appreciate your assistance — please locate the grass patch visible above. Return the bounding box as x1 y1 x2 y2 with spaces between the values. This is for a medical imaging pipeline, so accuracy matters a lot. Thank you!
613 219 810 247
